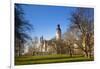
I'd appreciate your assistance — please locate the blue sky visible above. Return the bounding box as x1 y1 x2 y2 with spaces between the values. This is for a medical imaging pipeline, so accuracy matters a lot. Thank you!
16 4 76 40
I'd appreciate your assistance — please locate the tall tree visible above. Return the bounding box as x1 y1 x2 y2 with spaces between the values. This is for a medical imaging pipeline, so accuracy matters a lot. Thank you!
70 8 94 58
15 4 32 56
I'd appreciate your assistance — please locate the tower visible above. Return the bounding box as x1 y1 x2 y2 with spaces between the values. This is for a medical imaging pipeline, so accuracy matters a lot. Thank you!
40 36 43 43
56 24 61 40
40 36 44 52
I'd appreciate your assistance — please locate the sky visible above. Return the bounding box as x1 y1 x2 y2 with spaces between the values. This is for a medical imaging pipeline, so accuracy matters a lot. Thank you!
15 4 77 40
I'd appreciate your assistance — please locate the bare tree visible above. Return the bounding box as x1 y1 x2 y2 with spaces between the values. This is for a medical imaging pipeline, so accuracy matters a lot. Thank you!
31 37 39 55
69 8 94 58
63 28 77 57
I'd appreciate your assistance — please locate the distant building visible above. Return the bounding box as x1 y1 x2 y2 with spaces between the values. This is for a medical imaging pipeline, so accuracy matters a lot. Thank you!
39 24 62 54
36 24 83 55
39 36 57 54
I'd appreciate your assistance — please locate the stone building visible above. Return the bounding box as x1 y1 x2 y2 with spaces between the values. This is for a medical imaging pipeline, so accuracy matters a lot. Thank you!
39 24 62 54
39 24 83 55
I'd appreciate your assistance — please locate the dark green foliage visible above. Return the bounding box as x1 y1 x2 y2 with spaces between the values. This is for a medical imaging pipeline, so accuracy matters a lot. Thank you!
15 4 32 42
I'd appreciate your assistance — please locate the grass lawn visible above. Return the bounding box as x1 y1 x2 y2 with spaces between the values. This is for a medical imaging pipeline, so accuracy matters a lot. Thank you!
15 54 94 65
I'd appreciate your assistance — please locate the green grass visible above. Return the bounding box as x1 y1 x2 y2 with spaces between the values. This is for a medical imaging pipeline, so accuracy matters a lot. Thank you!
15 54 94 65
